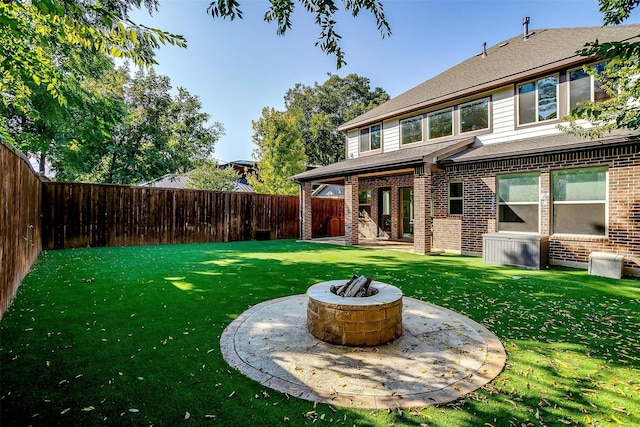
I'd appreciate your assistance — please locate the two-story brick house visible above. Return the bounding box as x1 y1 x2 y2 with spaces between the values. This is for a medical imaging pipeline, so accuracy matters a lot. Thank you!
292 23 640 276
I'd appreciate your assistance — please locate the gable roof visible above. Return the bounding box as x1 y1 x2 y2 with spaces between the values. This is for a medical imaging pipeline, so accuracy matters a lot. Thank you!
339 24 640 131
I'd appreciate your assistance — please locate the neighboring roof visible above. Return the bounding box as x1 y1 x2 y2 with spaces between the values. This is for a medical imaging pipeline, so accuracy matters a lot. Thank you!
312 184 345 197
220 160 255 168
443 131 640 164
233 181 255 193
291 137 474 182
140 171 194 188
339 24 640 131
140 170 255 192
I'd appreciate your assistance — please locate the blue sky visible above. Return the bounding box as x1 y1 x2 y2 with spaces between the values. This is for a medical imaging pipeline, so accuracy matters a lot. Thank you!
130 0 640 163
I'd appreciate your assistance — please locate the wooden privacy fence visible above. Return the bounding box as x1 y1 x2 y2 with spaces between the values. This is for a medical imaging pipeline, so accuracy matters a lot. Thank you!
1 144 42 316
41 182 344 250
2 142 344 315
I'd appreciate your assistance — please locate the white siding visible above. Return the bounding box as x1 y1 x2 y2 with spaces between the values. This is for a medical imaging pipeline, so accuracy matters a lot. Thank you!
383 120 400 152
347 130 359 158
491 87 515 135
343 84 594 155
480 85 565 145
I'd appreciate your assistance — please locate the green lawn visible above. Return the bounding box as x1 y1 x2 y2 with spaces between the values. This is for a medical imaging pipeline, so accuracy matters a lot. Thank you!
1 240 639 426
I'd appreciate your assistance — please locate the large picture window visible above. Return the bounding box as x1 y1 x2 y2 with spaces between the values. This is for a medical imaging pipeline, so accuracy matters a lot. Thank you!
552 167 607 236
359 123 381 152
427 107 453 139
518 76 558 125
400 116 423 145
497 173 539 233
568 63 610 111
459 98 489 133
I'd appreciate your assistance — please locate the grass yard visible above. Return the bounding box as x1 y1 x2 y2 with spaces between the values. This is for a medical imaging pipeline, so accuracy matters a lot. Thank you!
1 240 639 426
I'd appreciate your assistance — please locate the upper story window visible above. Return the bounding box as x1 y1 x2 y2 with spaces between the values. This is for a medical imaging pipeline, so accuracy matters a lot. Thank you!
568 63 610 111
497 173 540 233
359 123 381 152
400 116 423 145
517 75 558 125
552 167 607 236
427 107 453 139
459 97 490 133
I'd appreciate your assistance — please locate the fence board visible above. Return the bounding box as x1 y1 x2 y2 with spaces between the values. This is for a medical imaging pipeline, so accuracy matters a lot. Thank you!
1 143 42 317
2 142 343 316
39 182 343 250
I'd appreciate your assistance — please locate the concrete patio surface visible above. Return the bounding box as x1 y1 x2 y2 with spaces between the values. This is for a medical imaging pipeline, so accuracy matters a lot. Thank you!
220 294 506 409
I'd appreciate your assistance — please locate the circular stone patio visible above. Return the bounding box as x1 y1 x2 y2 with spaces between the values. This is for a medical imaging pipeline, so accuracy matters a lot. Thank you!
220 294 506 409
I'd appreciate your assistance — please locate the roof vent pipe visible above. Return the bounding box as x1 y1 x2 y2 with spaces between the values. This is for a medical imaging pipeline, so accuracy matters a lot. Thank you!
482 42 487 57
523 16 530 39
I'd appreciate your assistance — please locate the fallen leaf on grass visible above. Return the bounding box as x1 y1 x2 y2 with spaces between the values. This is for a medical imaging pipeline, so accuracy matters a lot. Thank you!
81 406 95 412
184 411 190 420
228 391 235 398
60 408 71 415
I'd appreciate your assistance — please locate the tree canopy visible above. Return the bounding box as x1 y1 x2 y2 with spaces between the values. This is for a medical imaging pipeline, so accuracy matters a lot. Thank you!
285 73 389 165
0 0 185 127
185 161 239 192
208 0 391 68
248 108 306 195
563 0 640 136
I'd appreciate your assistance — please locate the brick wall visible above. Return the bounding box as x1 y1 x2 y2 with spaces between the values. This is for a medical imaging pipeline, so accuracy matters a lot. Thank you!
358 175 413 240
301 182 313 240
344 176 359 245
432 143 640 275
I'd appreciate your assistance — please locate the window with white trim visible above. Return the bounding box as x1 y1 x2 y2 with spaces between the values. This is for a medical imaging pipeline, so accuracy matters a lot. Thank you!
427 107 453 139
497 173 540 233
459 97 489 133
552 167 607 236
568 63 610 111
400 116 423 145
517 75 558 125
359 123 381 152
448 181 463 215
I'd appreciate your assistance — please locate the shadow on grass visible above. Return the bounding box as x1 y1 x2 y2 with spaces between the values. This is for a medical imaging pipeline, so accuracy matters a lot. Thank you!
1 240 639 426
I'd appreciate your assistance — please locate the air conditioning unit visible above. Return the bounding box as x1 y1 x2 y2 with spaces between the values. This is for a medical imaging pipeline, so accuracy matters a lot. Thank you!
482 233 549 270
588 252 624 279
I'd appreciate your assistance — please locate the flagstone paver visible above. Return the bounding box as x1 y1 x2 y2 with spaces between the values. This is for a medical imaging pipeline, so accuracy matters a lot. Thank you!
220 294 506 409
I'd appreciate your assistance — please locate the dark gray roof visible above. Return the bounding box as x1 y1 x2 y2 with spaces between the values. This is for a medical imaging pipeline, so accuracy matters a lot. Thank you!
443 131 640 164
291 137 474 182
291 131 639 182
340 24 640 131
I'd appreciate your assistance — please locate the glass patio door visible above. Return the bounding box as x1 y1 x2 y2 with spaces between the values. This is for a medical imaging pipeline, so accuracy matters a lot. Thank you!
378 188 391 237
401 187 413 238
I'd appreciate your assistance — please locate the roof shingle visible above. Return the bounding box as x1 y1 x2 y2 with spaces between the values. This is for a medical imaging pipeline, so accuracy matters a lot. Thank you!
339 24 640 131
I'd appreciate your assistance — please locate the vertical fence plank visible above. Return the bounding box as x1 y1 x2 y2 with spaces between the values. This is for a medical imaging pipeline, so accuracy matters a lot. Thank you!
1 143 42 316
2 141 344 316
37 183 341 248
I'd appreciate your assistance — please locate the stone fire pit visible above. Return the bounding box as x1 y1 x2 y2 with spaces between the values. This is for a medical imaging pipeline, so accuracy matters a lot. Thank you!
307 280 403 346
